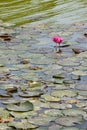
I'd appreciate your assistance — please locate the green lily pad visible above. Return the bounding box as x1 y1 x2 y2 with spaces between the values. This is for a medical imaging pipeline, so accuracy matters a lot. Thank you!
63 79 74 84
0 67 10 74
6 101 33 112
52 84 68 90
53 72 67 79
29 81 42 88
0 107 13 123
2 99 20 105
8 119 38 129
0 64 5 67
49 103 72 109
41 94 60 102
44 65 62 75
51 90 76 98
0 107 10 119
36 128 48 130
44 109 63 117
77 51 87 58
62 109 86 117
48 124 62 130
55 116 82 126
19 90 43 98
21 72 38 80
72 70 87 76
28 115 55 126
58 58 80 67
31 56 55 65
0 89 11 97
0 123 12 130
60 127 81 130
77 90 87 96
52 78 64 84
10 111 37 118
76 101 87 108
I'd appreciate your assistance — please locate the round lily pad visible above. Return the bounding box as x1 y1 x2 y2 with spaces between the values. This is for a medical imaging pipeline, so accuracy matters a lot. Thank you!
51 90 77 98
19 90 43 98
6 101 33 112
55 116 82 126
44 109 63 117
60 127 81 130
58 58 80 67
10 111 37 118
28 115 56 126
8 119 38 129
41 94 60 102
49 103 72 109
48 124 62 130
72 70 87 76
62 109 86 117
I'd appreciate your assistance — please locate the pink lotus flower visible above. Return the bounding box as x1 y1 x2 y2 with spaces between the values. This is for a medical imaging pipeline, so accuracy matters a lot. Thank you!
52 36 63 46
52 35 63 52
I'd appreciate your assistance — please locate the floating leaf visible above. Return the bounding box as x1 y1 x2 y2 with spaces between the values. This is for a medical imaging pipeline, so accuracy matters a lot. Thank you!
0 123 12 130
28 115 55 126
19 90 43 98
62 108 86 117
6 101 33 112
41 94 60 102
60 127 80 130
51 90 76 98
76 101 87 108
72 70 87 76
2 99 20 105
49 103 72 109
63 79 74 84
77 90 87 96
44 109 63 117
55 116 82 126
10 111 37 118
53 72 67 79
8 119 38 129
0 89 11 97
0 107 13 123
29 81 42 88
48 124 62 130
58 58 79 67
52 78 64 84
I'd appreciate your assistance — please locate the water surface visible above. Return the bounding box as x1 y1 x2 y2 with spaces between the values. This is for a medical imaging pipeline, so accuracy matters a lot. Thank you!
0 0 87 26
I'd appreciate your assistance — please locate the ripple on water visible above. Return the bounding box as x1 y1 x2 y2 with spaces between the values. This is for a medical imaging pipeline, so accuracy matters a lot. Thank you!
0 0 87 26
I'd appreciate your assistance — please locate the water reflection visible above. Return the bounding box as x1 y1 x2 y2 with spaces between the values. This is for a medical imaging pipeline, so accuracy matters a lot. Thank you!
0 0 87 26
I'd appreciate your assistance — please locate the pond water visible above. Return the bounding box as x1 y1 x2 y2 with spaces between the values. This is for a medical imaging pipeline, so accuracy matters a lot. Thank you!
0 1 87 130
0 0 87 26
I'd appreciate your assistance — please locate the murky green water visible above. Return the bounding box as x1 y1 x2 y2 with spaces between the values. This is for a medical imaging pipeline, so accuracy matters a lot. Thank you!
0 0 87 26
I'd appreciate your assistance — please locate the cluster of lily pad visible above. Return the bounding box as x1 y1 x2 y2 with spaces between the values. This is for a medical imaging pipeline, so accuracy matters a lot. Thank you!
0 21 87 129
